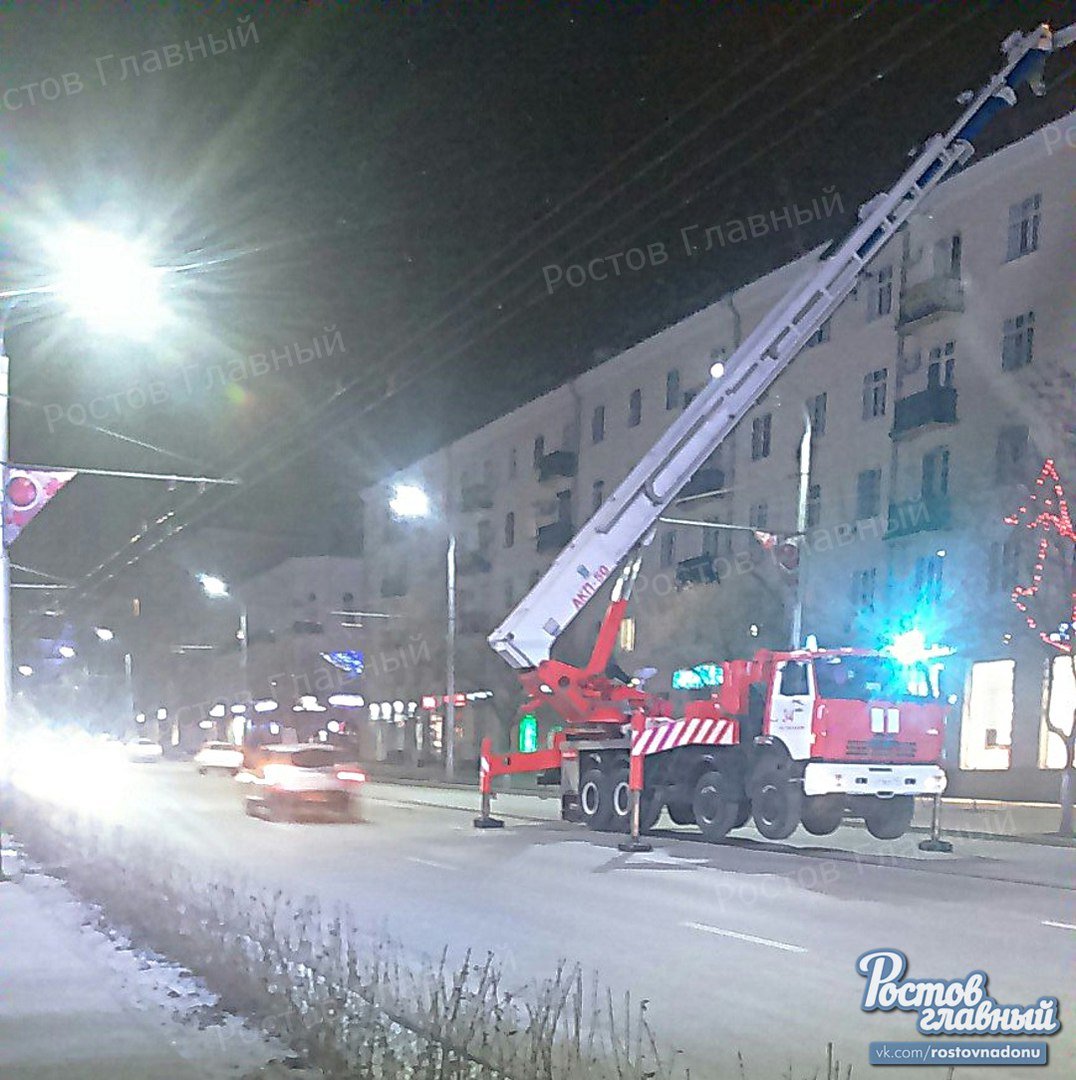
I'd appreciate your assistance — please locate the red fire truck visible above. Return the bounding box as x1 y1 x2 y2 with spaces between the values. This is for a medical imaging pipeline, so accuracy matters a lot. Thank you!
474 23 1073 842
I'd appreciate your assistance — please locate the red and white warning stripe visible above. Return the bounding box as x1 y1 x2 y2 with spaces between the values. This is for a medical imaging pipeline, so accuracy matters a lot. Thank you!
630 716 738 756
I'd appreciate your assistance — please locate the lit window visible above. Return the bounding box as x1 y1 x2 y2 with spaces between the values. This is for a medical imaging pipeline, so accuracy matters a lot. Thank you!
961 660 1014 770
618 616 636 652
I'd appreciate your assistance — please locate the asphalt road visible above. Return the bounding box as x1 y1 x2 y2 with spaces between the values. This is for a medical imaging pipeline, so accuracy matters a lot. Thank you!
16 760 1076 1079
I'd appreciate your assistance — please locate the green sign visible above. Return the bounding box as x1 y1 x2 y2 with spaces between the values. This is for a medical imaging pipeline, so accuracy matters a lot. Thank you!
519 713 539 753
672 663 723 690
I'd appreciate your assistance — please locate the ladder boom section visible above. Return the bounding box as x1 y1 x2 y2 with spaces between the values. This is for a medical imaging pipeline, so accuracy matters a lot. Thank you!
489 23 1071 671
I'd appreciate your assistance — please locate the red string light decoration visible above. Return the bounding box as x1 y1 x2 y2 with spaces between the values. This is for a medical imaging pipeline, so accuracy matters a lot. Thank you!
1004 458 1076 651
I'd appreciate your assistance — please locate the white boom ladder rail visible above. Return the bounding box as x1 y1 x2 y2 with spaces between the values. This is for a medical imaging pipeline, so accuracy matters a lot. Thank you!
490 22 1074 671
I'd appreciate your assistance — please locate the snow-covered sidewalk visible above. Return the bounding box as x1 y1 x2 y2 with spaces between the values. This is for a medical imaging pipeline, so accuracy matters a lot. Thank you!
0 846 317 1080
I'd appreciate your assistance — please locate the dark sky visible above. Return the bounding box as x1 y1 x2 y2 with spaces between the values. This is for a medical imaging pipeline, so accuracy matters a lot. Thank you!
2 0 1074 634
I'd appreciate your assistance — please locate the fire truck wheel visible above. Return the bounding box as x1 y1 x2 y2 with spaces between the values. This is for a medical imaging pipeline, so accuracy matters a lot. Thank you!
800 795 844 836
863 795 914 839
692 770 739 841
666 800 695 826
606 766 633 832
639 788 663 833
750 761 802 840
579 768 615 831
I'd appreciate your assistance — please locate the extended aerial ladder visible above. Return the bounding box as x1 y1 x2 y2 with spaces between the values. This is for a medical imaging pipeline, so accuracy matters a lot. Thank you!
477 22 1076 834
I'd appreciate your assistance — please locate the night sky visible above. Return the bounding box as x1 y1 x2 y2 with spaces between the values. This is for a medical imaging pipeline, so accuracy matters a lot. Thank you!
2 0 1074 634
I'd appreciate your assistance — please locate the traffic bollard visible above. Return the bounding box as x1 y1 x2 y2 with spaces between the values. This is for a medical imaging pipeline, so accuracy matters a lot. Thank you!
619 712 652 853
918 791 953 852
473 739 504 829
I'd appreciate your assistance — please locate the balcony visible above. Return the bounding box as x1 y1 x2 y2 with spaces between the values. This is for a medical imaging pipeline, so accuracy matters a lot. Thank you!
885 493 951 539
536 519 573 553
897 276 964 330
456 550 492 576
679 468 725 500
892 385 958 439
537 449 578 483
676 555 719 587
459 481 493 512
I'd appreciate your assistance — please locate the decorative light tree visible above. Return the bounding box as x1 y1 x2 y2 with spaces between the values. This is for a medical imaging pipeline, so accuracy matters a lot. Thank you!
1005 458 1076 836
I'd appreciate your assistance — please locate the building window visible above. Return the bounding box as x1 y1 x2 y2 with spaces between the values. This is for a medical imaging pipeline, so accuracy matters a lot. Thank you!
591 405 605 444
666 369 681 410
1001 311 1035 370
856 469 881 520
342 592 354 606
533 435 544 468
508 447 517 479
936 233 962 278
851 568 876 612
928 341 956 388
808 392 827 436
922 447 950 499
702 526 721 558
749 501 768 530
477 518 494 554
660 529 676 568
504 511 515 548
869 265 893 320
751 413 772 460
1006 193 1041 261
806 318 831 348
628 388 642 428
995 425 1029 483
862 368 887 419
592 480 604 513
618 616 636 652
988 534 1022 593
961 659 1014 770
806 483 822 528
1042 656 1076 768
914 553 944 605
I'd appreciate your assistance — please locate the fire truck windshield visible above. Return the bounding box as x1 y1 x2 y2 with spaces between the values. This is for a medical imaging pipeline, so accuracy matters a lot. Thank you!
813 655 936 703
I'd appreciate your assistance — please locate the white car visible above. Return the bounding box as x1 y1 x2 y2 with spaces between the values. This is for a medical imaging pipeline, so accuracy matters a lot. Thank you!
194 741 244 775
126 737 164 763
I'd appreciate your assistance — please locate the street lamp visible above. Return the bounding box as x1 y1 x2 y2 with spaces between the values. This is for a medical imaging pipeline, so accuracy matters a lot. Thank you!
0 225 165 880
391 482 457 780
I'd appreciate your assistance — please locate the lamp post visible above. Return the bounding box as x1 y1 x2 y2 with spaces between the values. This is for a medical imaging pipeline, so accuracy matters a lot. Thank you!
197 573 248 692
0 226 166 880
390 483 457 780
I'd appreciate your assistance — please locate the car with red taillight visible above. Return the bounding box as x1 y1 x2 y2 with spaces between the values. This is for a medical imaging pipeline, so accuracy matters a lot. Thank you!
239 744 366 822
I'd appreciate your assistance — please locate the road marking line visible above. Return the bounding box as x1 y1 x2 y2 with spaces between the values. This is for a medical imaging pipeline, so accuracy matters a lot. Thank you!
685 921 807 953
407 857 457 871
1042 920 1076 931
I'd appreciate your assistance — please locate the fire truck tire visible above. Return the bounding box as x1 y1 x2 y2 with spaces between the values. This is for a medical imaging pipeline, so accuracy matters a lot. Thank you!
639 789 663 833
750 761 802 840
579 768 615 831
666 800 695 826
607 766 633 832
692 770 740 841
801 795 844 836
863 795 915 840
733 800 752 829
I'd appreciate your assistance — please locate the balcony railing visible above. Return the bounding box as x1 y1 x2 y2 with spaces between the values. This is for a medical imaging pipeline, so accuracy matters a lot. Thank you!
892 385 958 439
886 493 950 539
676 555 719 587
456 550 492 576
536 519 573 553
537 450 578 483
897 276 964 329
459 481 493 512
679 467 725 500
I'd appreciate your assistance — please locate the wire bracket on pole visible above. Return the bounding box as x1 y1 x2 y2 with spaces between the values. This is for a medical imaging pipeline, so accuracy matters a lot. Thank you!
918 791 953 852
473 738 505 829
618 712 653 853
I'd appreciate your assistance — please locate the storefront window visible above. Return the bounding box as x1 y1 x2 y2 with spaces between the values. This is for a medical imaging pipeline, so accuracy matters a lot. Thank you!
960 660 1014 770
1041 656 1076 769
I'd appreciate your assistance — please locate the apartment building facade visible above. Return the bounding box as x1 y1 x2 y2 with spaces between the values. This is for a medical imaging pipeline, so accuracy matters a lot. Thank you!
344 115 1075 799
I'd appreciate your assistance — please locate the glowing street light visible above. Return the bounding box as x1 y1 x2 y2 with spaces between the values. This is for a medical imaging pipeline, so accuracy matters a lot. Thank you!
197 573 229 599
57 644 76 659
48 224 167 340
93 626 115 642
390 483 431 520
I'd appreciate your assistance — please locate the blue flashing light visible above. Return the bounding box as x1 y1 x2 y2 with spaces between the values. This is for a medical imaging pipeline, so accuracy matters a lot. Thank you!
672 663 723 691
